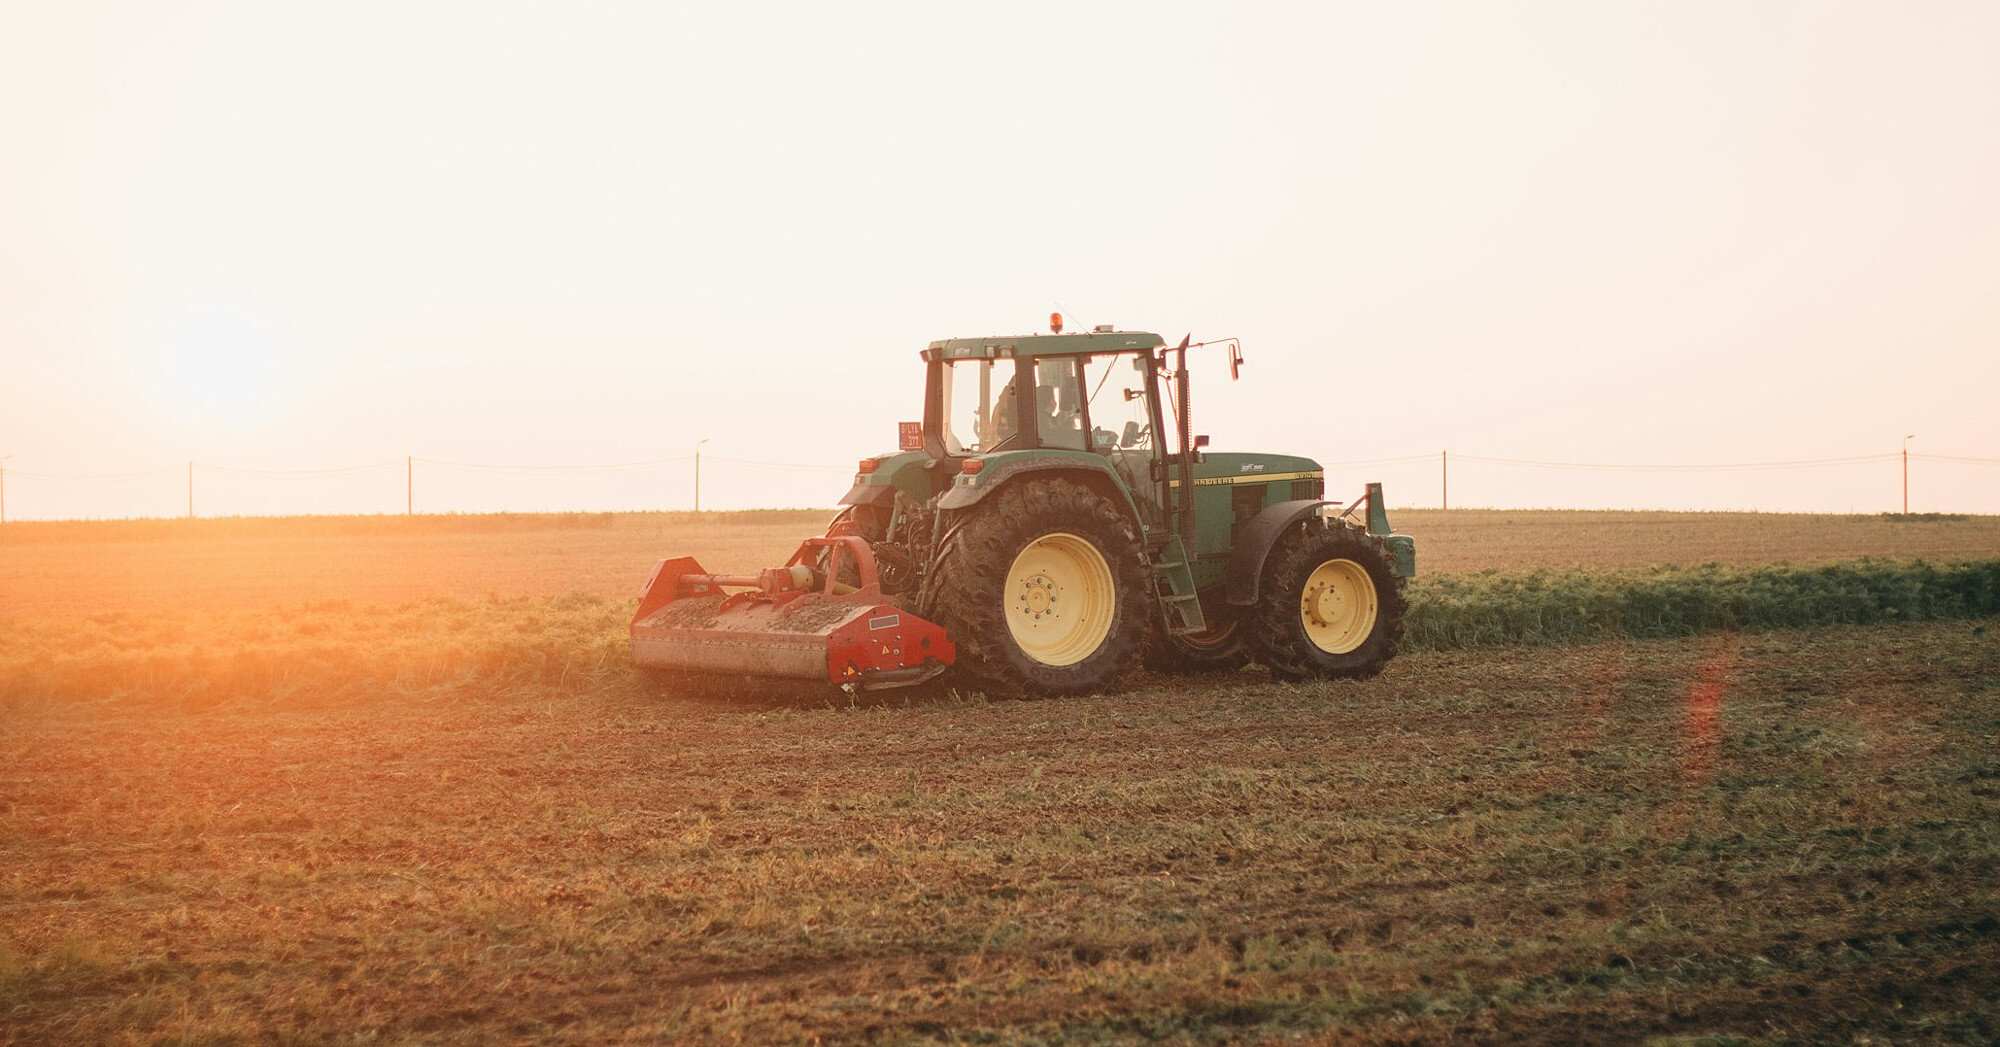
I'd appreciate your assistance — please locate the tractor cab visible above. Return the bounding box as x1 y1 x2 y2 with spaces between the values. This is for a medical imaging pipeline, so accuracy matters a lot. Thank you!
919 328 1184 526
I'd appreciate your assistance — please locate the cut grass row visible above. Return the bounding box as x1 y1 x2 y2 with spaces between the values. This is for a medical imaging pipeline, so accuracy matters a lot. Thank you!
1405 557 2000 649
5 558 1994 715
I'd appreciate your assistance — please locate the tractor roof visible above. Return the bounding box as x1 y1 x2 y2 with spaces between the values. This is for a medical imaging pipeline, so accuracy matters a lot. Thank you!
922 330 1165 362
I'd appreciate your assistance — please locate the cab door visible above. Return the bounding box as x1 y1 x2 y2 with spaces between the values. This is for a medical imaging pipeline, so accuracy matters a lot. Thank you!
1076 352 1166 527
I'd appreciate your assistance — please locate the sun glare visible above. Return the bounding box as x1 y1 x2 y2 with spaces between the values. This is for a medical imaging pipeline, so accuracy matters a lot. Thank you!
160 304 285 430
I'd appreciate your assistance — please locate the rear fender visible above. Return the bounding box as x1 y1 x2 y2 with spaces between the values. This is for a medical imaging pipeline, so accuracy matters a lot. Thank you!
1224 501 1328 607
935 451 1148 534
837 451 933 508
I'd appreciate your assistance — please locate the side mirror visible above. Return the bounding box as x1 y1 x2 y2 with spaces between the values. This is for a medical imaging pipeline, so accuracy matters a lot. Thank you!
1228 344 1244 380
1194 434 1210 449
1120 421 1141 448
1122 388 1142 402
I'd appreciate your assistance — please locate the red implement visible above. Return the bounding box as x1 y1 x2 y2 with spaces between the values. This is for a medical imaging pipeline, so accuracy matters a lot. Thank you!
630 536 955 690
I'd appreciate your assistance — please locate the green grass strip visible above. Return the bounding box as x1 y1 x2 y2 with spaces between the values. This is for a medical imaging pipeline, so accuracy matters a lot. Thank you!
5 558 1995 713
1401 557 2000 651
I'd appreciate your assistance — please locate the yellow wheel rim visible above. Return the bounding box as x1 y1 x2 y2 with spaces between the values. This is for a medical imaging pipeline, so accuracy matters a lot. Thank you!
1005 532 1116 666
1300 558 1378 655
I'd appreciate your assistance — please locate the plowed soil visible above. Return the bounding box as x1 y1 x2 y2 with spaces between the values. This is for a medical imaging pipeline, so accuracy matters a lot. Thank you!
3 621 1995 1043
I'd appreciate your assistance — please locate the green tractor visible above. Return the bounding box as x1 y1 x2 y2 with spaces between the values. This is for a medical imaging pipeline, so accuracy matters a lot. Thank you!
630 323 1416 695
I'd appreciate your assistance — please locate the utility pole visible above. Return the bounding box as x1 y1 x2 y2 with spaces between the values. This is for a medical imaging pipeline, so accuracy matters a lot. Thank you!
1442 450 1448 511
1903 434 1916 514
407 455 413 515
694 439 709 513
187 461 194 519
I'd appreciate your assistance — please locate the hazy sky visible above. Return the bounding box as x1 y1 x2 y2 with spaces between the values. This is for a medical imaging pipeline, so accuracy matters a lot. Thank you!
3 1 1996 518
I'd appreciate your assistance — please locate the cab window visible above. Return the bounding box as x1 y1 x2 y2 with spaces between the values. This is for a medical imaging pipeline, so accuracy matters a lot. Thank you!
940 359 1021 455
1081 353 1153 454
1033 359 1089 450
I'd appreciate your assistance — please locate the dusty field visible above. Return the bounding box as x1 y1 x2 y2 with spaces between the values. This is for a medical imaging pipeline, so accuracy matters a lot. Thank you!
3 510 1996 1042
3 508 1996 619
2 622 1996 1043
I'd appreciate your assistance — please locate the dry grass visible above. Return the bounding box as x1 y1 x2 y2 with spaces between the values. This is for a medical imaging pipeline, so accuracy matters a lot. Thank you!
5 507 1996 619
1402 508 2000 574
2 623 1996 1043
0 511 833 619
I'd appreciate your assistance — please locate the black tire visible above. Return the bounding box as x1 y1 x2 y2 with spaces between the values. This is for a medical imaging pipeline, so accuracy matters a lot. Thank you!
922 478 1148 696
1248 524 1406 682
1146 607 1251 674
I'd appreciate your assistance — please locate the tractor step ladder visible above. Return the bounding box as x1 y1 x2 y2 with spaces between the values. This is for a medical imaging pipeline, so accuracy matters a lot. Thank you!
1153 535 1209 635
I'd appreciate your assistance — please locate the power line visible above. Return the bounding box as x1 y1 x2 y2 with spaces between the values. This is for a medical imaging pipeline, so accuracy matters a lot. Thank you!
7 449 1981 480
0 453 843 482
411 455 693 472
2 447 1994 520
201 462 400 476
1453 453 1900 472
704 455 853 473
1912 453 2000 465
6 467 179 480
1317 453 1441 467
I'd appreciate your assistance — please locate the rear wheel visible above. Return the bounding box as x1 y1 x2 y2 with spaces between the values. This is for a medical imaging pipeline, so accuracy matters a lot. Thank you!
1146 605 1250 674
1249 525 1405 681
924 479 1147 695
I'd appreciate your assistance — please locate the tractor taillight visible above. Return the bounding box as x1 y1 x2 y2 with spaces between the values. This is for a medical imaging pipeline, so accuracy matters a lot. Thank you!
1049 312 1064 334
857 458 879 474
962 458 985 475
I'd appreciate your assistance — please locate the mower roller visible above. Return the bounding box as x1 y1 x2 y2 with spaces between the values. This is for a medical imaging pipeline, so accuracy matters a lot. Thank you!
630 535 956 690
632 320 1418 696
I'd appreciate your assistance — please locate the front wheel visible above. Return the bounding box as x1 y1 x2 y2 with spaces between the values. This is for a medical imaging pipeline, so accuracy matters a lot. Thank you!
1248 525 1406 682
923 479 1148 696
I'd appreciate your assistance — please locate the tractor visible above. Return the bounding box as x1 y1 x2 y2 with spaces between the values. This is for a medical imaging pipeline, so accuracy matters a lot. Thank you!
631 320 1416 696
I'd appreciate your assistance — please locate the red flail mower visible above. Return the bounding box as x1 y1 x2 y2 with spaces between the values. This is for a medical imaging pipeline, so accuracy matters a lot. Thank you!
629 535 957 693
